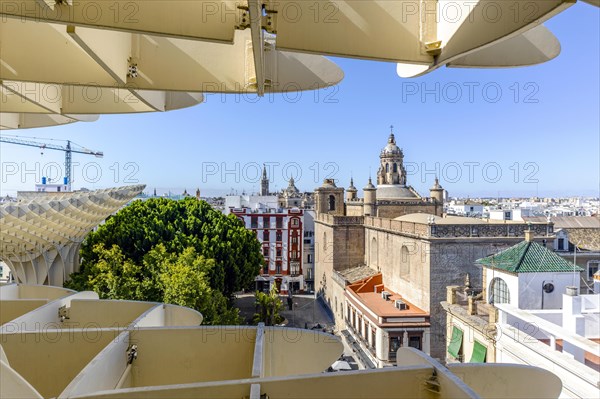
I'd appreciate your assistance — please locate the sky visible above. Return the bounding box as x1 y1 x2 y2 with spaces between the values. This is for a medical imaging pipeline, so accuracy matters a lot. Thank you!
1 2 599 199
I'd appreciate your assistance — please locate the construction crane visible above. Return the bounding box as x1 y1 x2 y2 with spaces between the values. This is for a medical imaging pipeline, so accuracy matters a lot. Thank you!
0 134 103 187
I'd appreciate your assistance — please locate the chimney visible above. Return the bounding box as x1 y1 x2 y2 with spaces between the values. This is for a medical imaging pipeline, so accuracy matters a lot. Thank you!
467 296 477 315
524 223 534 242
446 286 459 304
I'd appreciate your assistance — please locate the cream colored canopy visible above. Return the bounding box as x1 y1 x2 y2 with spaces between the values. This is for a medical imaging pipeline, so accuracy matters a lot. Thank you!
0 0 594 129
0 284 564 399
0 185 145 285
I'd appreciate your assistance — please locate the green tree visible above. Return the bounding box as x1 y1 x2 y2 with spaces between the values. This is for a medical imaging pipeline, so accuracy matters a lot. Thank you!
159 246 240 325
253 285 284 326
66 197 262 324
70 197 261 297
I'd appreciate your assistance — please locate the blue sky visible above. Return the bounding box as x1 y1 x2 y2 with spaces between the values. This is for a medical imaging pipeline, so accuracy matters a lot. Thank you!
1 2 598 198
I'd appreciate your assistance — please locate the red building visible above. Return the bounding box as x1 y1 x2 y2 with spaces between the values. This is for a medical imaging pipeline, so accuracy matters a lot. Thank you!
231 207 304 294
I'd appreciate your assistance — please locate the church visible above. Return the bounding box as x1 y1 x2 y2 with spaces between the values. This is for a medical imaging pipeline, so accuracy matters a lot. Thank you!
314 130 554 364
315 131 444 219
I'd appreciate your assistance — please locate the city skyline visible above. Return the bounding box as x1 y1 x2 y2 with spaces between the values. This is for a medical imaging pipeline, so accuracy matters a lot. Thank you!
1 2 598 198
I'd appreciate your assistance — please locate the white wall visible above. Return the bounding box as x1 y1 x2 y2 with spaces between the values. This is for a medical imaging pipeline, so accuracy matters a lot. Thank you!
518 272 578 310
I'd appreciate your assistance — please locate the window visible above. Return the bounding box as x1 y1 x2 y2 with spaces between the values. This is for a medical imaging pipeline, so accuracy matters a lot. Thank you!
292 236 298 244
408 333 422 350
489 277 510 304
328 195 336 211
263 230 270 242
386 163 389 173
263 247 269 256
263 216 270 228
400 245 410 279
371 328 376 350
276 231 283 242
291 218 299 227
251 216 258 229
470 340 487 363
291 250 297 259
389 335 402 361
276 248 282 257
504 211 511 220
275 262 282 274
588 261 599 281
447 326 464 360
307 254 312 264
304 239 311 244
558 238 565 251
276 217 283 229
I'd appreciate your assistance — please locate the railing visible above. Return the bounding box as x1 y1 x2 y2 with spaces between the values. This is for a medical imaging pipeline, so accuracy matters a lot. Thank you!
495 303 600 398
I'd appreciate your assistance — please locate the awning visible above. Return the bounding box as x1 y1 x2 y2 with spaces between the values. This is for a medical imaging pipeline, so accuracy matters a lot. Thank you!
447 327 463 359
470 340 487 363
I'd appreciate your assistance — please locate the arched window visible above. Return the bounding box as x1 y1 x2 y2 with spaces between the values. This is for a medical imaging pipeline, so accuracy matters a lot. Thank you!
489 277 510 304
328 195 336 211
393 163 398 173
400 245 410 278
386 163 389 172
323 232 327 251
370 237 378 267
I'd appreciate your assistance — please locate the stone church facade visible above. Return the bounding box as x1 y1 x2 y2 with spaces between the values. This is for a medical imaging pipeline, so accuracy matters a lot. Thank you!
314 131 554 362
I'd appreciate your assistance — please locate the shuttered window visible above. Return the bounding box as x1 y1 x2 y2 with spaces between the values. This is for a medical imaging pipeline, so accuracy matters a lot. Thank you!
447 327 463 359
470 340 487 363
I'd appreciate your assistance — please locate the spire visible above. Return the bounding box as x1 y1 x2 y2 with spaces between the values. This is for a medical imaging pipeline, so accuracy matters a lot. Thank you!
431 176 442 190
260 163 269 196
348 176 357 192
388 124 395 144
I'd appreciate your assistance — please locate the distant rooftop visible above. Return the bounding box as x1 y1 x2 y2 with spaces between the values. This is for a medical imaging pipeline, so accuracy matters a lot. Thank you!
524 216 600 229
346 274 428 319
394 213 538 225
476 241 583 274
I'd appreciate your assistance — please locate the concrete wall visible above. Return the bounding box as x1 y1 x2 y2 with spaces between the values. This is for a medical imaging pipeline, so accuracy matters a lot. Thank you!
518 273 578 310
366 230 430 312
346 202 364 217
376 203 441 219
369 231 515 360
315 219 364 316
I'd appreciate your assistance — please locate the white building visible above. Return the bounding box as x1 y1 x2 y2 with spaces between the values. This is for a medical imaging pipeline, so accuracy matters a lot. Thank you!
224 195 280 214
447 201 484 216
489 208 535 221
443 231 599 399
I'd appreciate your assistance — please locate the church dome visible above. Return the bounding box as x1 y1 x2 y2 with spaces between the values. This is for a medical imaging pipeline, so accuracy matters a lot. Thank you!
381 133 402 156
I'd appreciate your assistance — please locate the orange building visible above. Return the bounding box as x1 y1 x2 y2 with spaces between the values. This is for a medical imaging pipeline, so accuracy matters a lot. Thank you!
344 273 430 367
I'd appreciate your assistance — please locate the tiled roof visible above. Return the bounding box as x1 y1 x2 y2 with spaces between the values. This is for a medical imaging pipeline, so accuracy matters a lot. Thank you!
476 241 583 273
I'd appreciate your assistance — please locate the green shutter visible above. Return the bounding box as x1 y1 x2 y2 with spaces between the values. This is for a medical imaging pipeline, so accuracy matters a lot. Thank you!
447 327 463 359
470 340 487 363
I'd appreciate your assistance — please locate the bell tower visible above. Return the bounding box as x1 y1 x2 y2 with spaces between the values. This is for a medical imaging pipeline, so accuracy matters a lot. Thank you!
260 164 269 196
377 126 406 186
